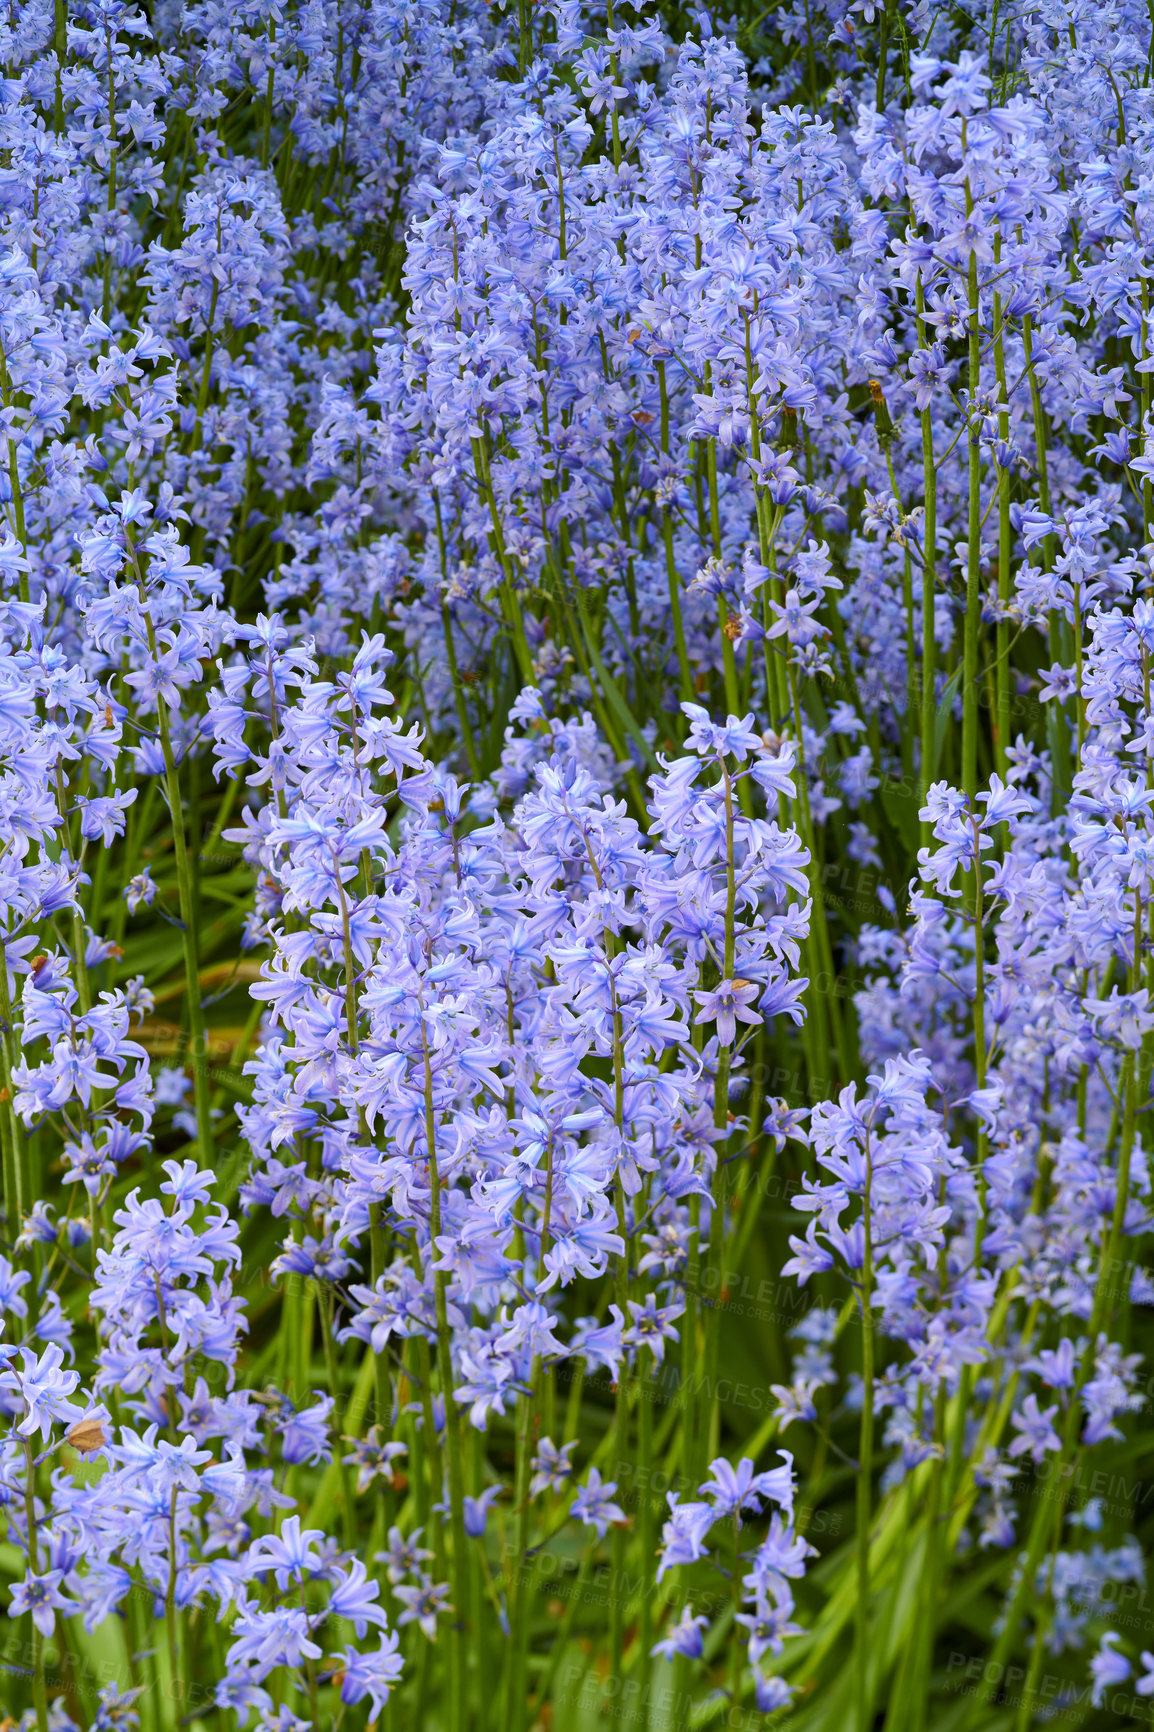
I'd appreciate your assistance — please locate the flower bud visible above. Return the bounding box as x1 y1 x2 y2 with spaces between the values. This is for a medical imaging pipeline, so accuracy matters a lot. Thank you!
869 379 894 449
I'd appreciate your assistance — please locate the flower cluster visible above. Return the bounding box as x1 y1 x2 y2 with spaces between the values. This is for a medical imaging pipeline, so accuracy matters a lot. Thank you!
1 0 1153 1729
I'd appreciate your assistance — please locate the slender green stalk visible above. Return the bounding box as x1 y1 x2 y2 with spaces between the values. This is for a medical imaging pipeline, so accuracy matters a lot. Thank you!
875 0 892 108
785 665 835 1085
657 360 694 704
703 429 741 720
728 1510 743 1708
125 536 214 1162
472 432 535 685
962 214 982 801
505 1380 537 1730
694 758 739 1485
22 1438 48 1732
165 1485 181 1732
154 686 215 1163
854 1141 875 1732
636 1347 656 1713
54 0 66 133
991 256 1012 777
422 1016 470 1732
1021 316 1070 807
434 492 482 777
681 1184 702 1491
318 1288 356 1547
369 1202 391 1427
261 16 276 167
0 962 26 1231
915 276 937 828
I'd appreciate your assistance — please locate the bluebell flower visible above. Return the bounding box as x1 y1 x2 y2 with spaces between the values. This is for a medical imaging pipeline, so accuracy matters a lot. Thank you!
651 1605 708 1659
463 1485 502 1537
571 1468 626 1539
1090 1632 1132 1705
332 1631 404 1713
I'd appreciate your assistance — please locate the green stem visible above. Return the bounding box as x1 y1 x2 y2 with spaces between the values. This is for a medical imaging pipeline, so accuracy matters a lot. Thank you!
54 0 66 133
422 1018 470 1732
962 224 982 801
657 360 693 703
636 1348 655 1710
991 258 1012 778
915 276 937 829
855 1146 875 1732
133 559 213 1162
155 689 214 1163
165 1486 181 1732
472 433 535 684
22 1438 48 1732
1021 317 1070 808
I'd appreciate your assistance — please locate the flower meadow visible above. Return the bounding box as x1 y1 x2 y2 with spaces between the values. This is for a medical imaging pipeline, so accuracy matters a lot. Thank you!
9 0 1154 1729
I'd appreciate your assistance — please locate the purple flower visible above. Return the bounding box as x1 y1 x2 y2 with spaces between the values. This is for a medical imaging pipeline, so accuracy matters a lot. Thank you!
657 1498 716 1578
275 1396 333 1466
376 1527 433 1585
651 1606 708 1659
333 1633 404 1715
0 1345 81 1441
736 1587 803 1662
247 1516 325 1590
463 1485 502 1537
622 1295 683 1365
1008 1395 1063 1465
692 980 762 1047
393 1576 452 1640
700 1454 795 1522
571 1469 626 1540
9 1569 72 1636
226 1607 322 1680
1023 1339 1077 1390
529 1437 577 1497
753 1673 794 1711
1090 1633 1131 1706
343 1429 407 1494
328 1558 389 1635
